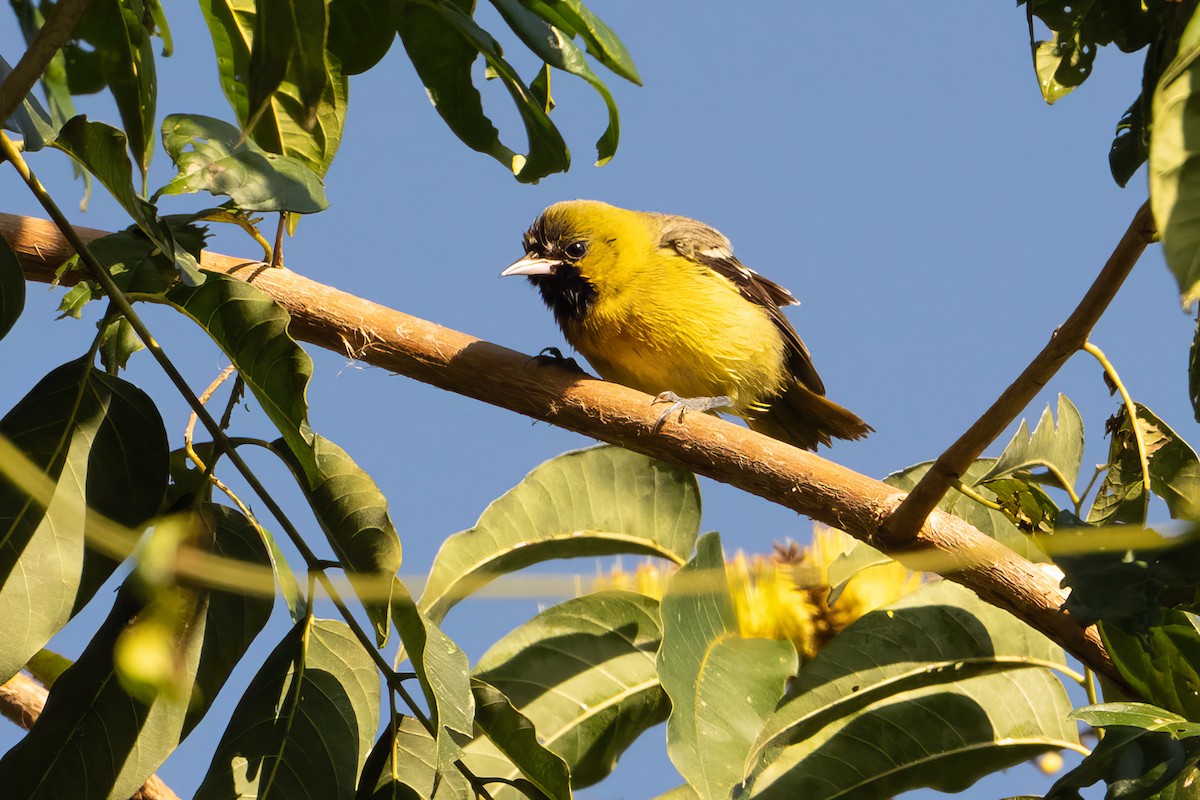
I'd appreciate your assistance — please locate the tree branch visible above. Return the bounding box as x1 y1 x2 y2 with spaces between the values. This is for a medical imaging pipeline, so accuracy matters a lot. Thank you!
0 0 91 125
0 673 181 800
0 212 1121 683
879 201 1156 544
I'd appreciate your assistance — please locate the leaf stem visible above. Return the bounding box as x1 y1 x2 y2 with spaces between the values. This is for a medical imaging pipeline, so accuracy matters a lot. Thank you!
1082 341 1151 508
952 480 1004 511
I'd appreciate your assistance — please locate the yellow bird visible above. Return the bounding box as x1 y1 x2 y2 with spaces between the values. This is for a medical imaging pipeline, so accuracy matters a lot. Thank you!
501 200 871 451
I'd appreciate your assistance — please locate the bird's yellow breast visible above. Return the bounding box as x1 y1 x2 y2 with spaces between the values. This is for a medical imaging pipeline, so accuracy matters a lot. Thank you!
561 252 788 413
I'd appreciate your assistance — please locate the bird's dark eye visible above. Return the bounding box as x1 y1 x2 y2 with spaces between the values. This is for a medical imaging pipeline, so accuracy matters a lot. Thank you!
564 240 588 260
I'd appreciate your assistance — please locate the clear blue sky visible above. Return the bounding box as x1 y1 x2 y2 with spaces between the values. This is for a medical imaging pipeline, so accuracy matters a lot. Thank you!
0 3 1192 798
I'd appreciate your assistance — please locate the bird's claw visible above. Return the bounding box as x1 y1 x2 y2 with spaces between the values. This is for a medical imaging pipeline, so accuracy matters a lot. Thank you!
651 392 733 430
528 347 583 372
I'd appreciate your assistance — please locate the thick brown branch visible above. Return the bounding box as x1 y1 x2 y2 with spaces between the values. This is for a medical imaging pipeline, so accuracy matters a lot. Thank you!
880 201 1157 544
0 0 91 126
0 673 181 800
0 212 1119 682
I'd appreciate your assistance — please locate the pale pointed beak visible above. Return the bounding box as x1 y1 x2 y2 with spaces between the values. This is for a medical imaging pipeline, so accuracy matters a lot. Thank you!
500 255 561 277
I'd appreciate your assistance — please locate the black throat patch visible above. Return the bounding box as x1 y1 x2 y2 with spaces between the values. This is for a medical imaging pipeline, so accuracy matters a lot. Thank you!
523 215 597 324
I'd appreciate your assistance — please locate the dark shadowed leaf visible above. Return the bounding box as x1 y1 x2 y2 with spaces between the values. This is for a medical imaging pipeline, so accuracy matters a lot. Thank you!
163 272 318 480
195 618 380 800
0 53 58 152
0 583 205 800
97 315 145 374
157 114 329 213
52 117 204 284
248 0 328 132
419 445 700 623
1191 316 1200 424
471 680 571 800
0 237 23 341
1112 93 1150 187
1102 612 1200 721
658 532 797 800
356 716 472 800
0 358 168 681
745 582 1078 799
329 0 395 74
467 591 669 789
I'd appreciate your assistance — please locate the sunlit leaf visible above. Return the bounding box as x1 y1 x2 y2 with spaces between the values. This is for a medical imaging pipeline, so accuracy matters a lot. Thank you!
980 395 1084 493
195 618 380 799
248 0 328 132
357 716 473 800
157 114 329 213
466 591 669 789
659 532 797 800
419 445 700 623
0 359 168 682
745 582 1077 799
1033 32 1097 104
471 680 571 800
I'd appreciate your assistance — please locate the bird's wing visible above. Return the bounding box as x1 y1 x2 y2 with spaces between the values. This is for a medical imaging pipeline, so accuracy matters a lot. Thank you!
657 215 826 395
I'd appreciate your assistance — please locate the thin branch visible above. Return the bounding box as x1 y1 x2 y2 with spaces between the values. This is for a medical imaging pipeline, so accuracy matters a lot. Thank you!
1083 340 1151 505
0 673 182 800
879 201 1156 544
1 211 1126 685
0 0 91 125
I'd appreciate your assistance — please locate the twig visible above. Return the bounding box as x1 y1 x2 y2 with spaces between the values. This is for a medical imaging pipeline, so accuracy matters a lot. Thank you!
1083 340 1151 509
0 673 182 800
879 201 1156 545
0 211 1127 685
0 0 91 125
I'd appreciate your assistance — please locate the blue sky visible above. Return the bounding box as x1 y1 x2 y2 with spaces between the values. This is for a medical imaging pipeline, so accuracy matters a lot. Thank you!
0 3 1194 798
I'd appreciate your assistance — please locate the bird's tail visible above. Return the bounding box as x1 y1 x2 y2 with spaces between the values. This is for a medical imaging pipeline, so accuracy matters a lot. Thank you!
745 383 873 452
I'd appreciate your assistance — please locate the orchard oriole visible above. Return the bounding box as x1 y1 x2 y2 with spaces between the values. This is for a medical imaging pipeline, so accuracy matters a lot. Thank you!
501 200 871 451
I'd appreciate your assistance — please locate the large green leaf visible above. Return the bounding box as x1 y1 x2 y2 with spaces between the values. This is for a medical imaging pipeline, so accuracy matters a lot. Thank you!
394 0 569 183
418 445 700 623
328 0 395 74
281 435 401 645
157 114 329 213
0 358 168 682
1088 403 1200 525
392 579 473 773
161 272 317 481
745 581 1078 799
52 117 203 285
470 681 572 800
200 0 348 176
1102 611 1200 721
184 503 275 736
0 236 23 341
466 591 669 790
1150 6 1200 308
659 532 797 800
356 716 472 800
249 0 328 127
0 583 205 799
885 459 1046 560
979 394 1084 493
71 0 159 180
195 618 380 799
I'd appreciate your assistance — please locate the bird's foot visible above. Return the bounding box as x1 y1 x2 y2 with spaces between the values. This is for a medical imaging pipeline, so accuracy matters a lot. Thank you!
528 347 583 372
651 392 733 429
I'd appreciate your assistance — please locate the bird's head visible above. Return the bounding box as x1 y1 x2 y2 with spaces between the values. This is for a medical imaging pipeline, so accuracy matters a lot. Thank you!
501 200 640 323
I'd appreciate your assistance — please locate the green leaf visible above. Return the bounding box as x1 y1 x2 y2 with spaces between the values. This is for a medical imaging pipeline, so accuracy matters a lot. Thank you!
200 0 348 176
1191 316 1200 424
248 0 329 132
72 0 159 180
418 445 700 623
1151 7 1200 308
0 583 206 799
745 582 1078 799
1033 31 1097 104
195 618 380 800
885 458 1047 561
356 716 473 800
52 117 204 285
1045 703 1200 800
184 503 274 736
658 532 797 800
0 358 168 682
489 0 621 164
157 114 330 213
146 0 174 56
276 434 401 645
467 591 669 789
162 272 318 481
471 680 572 800
328 0 395 74
0 52 58 152
97 315 145 374
980 395 1084 493
392 579 473 773
394 0 570 182
826 534 893 606
1102 611 1200 721
1089 403 1200 525
0 236 24 341
1112 93 1150 188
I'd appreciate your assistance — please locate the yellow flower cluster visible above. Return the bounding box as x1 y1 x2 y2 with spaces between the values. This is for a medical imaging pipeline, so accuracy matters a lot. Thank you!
594 526 920 661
